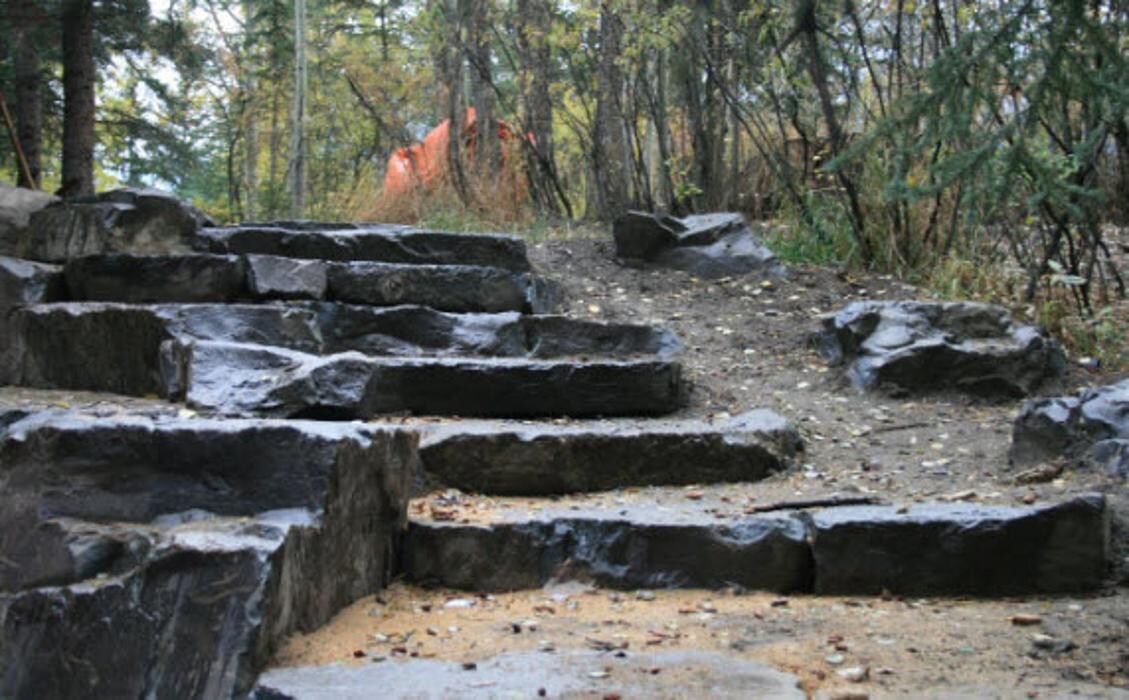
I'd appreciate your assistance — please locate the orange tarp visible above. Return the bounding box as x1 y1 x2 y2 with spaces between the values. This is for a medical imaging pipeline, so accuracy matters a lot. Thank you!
379 107 526 201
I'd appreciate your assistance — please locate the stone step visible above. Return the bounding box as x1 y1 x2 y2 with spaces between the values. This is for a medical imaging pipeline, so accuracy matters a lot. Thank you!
253 651 805 700
413 409 801 496
61 253 556 313
0 411 415 698
196 223 531 272
6 303 684 418
172 340 683 419
404 492 1108 596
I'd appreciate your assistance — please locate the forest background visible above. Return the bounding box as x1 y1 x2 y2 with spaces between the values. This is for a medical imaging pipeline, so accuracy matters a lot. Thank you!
1 0 1127 363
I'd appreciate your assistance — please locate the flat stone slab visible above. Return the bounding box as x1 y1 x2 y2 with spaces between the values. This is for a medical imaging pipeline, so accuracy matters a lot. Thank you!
1011 378 1129 478
254 651 805 700
174 340 684 419
313 304 680 359
406 493 1108 595
810 495 1109 595
0 412 415 698
196 224 531 272
613 210 785 279
814 300 1064 397
404 508 812 592
60 253 553 313
416 409 800 495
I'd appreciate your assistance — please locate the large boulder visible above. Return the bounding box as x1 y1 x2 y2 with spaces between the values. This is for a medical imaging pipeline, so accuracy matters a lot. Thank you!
612 211 784 279
25 188 213 262
1011 378 1129 478
0 411 416 698
814 300 1064 397
0 184 58 257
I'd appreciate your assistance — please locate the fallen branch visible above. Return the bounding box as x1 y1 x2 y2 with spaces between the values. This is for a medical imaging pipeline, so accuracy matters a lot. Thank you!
744 496 883 514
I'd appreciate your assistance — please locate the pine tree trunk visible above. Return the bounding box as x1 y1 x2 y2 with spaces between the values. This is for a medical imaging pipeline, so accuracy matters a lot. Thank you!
468 0 498 176
591 0 628 220
242 0 259 221
61 0 96 197
11 0 43 189
288 0 307 217
516 0 563 214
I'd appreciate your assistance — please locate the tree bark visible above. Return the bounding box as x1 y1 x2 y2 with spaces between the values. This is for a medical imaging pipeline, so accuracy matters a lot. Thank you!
11 0 44 189
242 0 259 221
591 0 628 220
288 0 308 217
516 0 566 214
61 0 96 197
467 0 498 176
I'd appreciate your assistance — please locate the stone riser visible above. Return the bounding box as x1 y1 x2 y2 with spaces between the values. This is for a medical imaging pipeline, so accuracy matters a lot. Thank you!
404 495 1109 596
61 253 555 314
195 224 532 272
5 303 684 418
173 340 684 419
416 409 801 495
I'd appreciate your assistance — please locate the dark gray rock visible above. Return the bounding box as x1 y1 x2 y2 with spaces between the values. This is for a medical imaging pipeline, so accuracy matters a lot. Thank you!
12 303 323 395
612 211 683 259
0 257 64 310
0 185 58 257
314 304 679 359
613 211 784 279
405 512 812 592
16 303 175 395
26 188 212 262
519 315 681 359
315 304 528 357
253 651 805 700
810 495 1108 595
325 261 532 313
1011 379 1129 476
417 409 800 495
0 256 62 387
196 224 531 272
0 412 416 698
64 253 247 303
174 340 684 419
815 301 1064 397
247 254 328 300
1091 439 1129 479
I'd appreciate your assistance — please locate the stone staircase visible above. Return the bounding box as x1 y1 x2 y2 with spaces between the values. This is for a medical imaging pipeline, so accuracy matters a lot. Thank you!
0 218 1114 698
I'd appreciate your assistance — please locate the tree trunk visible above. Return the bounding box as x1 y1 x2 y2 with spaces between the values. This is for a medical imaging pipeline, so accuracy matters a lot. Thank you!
242 0 259 221
61 0 96 197
591 0 628 220
288 0 308 217
12 0 44 189
516 0 566 214
441 0 470 205
468 0 498 176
